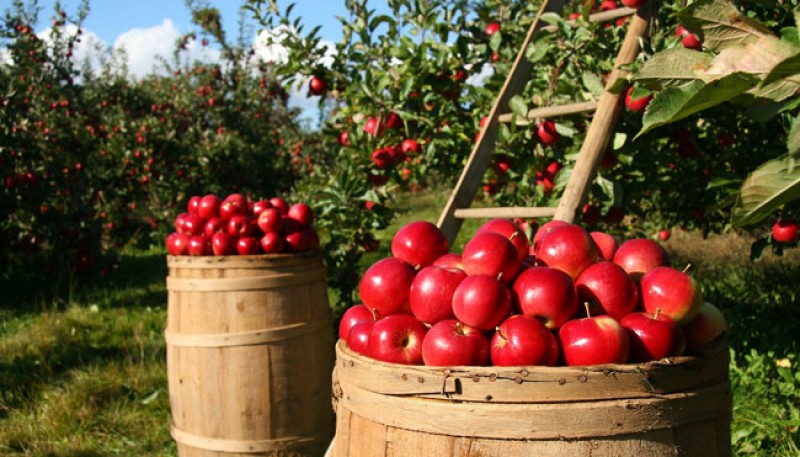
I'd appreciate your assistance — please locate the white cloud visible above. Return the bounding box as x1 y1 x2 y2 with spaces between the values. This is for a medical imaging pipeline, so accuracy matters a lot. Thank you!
113 19 221 78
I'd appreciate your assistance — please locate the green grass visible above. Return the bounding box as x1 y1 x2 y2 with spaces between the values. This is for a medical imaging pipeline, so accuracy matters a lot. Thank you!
1 196 799 456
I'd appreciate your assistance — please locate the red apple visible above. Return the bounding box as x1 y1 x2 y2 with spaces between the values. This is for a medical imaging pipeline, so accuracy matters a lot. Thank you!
659 229 671 241
683 302 727 354
236 236 261 255
166 232 190 255
363 117 383 137
624 86 652 112
477 218 529 263
211 232 236 256
347 322 373 356
590 231 619 261
772 219 799 244
391 221 449 270
535 224 599 280
401 138 421 155
559 312 630 366
203 217 225 237
599 0 618 10
339 304 376 342
485 22 501 36
250 200 272 217
257 207 284 234
308 75 326 96
269 197 290 215
621 310 685 362
187 235 211 256
676 25 702 50
537 120 560 145
219 197 247 220
187 195 202 215
284 227 317 252
367 314 428 365
227 215 254 237
282 215 302 234
452 275 512 331
532 219 569 252
197 194 221 220
432 252 463 270
181 213 204 236
260 231 284 254
620 0 645 8
288 202 314 226
575 261 639 320
512 266 579 329
359 257 416 316
491 314 559 367
640 266 703 325
409 265 466 325
462 231 521 284
422 320 489 367
612 238 670 280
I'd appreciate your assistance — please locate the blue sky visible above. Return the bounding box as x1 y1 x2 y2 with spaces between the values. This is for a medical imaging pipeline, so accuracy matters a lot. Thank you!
15 1 376 123
31 1 354 45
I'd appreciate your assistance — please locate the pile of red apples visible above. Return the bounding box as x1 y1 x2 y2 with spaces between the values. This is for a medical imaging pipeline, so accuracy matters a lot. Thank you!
340 219 727 367
166 193 319 256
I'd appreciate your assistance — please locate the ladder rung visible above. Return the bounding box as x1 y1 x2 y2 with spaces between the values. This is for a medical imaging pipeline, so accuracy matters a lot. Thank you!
498 100 598 124
454 207 557 220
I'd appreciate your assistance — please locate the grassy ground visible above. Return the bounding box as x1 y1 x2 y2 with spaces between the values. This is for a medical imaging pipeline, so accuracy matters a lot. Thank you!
0 191 798 456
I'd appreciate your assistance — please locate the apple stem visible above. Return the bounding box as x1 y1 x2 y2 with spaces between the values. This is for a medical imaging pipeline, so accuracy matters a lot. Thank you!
682 262 693 273
654 307 661 319
509 232 518 241
369 307 380 321
455 321 464 335
583 302 591 318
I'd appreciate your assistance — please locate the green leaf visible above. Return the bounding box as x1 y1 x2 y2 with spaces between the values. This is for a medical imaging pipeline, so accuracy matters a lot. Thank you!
789 114 800 156
732 154 800 226
761 51 800 87
782 27 800 46
632 48 713 87
508 95 528 118
582 72 604 98
677 0 774 52
489 31 502 51
637 73 757 137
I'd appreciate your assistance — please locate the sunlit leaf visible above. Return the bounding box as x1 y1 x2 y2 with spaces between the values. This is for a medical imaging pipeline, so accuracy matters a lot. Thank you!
732 155 800 226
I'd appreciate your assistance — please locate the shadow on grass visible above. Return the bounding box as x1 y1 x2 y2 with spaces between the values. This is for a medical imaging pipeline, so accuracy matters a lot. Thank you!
0 249 167 314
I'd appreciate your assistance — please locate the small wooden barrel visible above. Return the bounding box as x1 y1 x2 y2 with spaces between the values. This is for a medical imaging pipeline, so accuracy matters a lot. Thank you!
166 252 334 457
332 339 731 457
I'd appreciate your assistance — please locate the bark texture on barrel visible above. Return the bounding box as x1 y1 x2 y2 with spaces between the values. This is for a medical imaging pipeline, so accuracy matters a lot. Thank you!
332 339 731 457
166 252 334 457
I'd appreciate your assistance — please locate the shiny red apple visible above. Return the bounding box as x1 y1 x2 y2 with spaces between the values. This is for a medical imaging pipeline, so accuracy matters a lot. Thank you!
421 320 489 366
477 218 530 263
391 221 450 270
640 266 703 325
409 265 466 325
359 257 416 316
339 304 376 342
612 238 670 280
490 315 559 366
367 314 428 365
461 231 521 284
535 223 599 280
683 302 727 354
575 261 639 320
590 231 619 261
559 312 629 366
620 310 685 362
452 275 512 331
512 266 579 329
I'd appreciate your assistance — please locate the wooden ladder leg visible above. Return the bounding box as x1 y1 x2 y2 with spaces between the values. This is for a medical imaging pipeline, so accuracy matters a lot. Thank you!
437 0 568 246
553 2 654 223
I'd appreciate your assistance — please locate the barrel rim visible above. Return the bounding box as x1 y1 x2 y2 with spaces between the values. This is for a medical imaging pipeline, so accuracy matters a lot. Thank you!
167 249 323 268
334 336 727 376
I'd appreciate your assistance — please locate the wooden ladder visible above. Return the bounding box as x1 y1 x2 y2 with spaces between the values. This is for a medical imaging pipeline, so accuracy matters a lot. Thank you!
436 0 655 245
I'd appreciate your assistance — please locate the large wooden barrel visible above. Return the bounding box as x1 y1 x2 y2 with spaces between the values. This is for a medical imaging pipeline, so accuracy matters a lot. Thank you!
331 339 731 457
166 252 334 457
